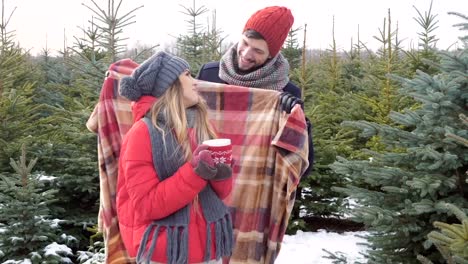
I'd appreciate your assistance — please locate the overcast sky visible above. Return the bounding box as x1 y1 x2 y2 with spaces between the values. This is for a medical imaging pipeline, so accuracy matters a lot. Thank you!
6 0 467 55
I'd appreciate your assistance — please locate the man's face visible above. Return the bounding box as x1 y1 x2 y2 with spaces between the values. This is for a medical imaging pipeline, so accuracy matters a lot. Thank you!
236 34 270 71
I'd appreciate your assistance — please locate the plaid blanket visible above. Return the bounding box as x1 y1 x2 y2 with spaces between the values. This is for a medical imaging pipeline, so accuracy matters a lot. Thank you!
86 59 137 264
88 62 308 263
197 81 309 264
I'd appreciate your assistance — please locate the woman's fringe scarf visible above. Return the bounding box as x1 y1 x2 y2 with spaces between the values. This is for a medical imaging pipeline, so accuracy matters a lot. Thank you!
136 109 233 264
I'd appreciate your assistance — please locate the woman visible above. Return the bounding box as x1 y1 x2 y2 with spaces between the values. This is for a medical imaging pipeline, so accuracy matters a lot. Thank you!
117 51 233 264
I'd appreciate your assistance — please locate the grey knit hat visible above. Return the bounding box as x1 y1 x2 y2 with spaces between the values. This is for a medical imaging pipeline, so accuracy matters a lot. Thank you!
119 51 190 101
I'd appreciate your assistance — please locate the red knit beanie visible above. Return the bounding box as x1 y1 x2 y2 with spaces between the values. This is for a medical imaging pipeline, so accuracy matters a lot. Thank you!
243 6 294 57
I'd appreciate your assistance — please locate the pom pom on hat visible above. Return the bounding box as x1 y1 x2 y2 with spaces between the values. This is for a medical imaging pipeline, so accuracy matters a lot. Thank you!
119 76 140 101
119 51 190 101
243 6 294 57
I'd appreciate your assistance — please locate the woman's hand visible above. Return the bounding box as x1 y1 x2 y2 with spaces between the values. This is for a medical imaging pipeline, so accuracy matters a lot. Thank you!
191 144 217 180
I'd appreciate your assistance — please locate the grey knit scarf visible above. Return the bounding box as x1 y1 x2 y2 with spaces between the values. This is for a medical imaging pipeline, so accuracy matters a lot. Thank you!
136 108 233 264
219 44 290 91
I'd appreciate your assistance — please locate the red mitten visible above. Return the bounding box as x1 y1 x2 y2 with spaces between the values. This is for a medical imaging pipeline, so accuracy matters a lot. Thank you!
191 144 217 180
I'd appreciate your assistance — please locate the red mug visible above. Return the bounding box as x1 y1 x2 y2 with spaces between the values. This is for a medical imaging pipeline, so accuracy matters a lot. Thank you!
202 139 232 165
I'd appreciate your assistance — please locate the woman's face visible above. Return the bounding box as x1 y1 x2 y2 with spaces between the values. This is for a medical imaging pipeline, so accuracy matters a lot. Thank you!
179 70 199 108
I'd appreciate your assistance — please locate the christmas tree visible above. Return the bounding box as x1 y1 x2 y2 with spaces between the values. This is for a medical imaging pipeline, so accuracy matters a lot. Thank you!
331 45 468 263
0 145 59 262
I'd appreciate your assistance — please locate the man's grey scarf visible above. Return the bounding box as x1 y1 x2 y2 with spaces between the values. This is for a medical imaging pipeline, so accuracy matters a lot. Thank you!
136 108 233 264
219 44 290 91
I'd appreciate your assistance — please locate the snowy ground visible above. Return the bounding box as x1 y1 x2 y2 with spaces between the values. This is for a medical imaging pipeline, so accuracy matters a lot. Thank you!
276 230 369 264
1 229 369 263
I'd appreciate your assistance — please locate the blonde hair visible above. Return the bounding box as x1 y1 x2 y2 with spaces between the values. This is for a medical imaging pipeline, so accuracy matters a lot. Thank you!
149 78 217 161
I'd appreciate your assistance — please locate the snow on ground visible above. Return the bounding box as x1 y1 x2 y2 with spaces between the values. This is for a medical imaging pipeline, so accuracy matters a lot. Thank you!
276 230 369 264
1 230 369 263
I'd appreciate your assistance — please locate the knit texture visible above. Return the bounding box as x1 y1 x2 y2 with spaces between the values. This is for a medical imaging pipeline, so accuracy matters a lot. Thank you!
119 51 189 101
219 44 290 90
137 112 233 264
243 6 294 57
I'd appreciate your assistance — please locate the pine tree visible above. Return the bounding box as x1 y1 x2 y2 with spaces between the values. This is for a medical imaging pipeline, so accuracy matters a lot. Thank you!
37 47 73 85
418 203 468 264
282 26 302 70
82 0 144 62
419 111 468 264
288 17 361 228
331 44 468 263
288 26 316 229
403 1 441 76
0 145 58 263
0 0 16 54
2 16 98 256
176 0 225 75
0 0 50 175
201 10 226 63
355 9 411 126
448 12 468 45
30 0 146 252
67 0 143 88
32 80 101 251
341 25 365 93
65 16 110 89
176 0 208 75
0 0 25 93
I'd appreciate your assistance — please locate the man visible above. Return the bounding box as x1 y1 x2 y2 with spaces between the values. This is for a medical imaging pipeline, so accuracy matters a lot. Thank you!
197 5 313 175
198 6 300 98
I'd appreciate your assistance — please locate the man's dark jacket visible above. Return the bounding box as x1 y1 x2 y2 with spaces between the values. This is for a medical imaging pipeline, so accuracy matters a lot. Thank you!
197 61 314 176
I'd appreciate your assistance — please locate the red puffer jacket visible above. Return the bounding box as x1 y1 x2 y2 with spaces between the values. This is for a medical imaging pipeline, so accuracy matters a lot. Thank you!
116 95 232 263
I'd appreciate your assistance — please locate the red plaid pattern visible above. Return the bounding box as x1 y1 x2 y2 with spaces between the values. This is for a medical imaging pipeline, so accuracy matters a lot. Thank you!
197 81 309 264
88 64 308 263
86 59 137 264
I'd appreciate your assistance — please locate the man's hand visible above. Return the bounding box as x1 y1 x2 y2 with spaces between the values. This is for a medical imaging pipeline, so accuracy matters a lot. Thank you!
280 92 303 113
